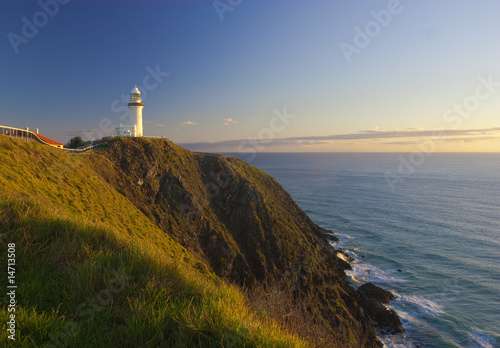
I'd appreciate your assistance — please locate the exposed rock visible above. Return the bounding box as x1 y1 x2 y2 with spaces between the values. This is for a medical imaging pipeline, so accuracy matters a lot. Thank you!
362 301 403 333
358 282 394 304
357 283 403 334
338 258 353 270
336 250 355 262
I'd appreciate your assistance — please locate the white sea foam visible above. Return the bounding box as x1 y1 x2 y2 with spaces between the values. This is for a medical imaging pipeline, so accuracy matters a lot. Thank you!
330 234 352 245
467 328 497 348
391 309 417 331
346 262 406 284
378 313 422 348
379 334 419 348
393 293 444 318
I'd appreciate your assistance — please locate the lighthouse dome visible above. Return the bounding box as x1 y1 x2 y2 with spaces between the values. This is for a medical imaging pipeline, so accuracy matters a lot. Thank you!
130 85 142 103
131 85 141 95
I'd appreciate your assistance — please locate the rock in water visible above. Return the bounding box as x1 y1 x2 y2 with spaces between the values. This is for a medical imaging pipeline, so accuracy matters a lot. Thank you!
358 282 394 304
357 283 404 334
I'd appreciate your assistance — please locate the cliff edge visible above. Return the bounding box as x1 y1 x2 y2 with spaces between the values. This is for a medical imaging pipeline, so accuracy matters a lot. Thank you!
0 136 382 346
88 137 381 346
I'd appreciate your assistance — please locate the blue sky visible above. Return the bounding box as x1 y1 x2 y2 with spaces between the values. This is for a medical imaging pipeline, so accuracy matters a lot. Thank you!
1 0 499 151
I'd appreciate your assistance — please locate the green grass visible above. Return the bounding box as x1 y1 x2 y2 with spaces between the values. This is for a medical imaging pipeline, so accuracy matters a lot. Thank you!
0 137 307 347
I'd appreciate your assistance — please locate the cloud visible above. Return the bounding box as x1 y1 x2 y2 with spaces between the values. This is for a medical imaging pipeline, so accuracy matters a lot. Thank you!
156 124 165 127
180 121 198 126
222 118 238 125
180 127 500 152
285 127 500 141
383 135 500 145
143 120 152 124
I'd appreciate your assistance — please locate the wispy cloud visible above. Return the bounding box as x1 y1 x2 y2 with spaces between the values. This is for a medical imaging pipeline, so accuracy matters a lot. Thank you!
180 121 198 126
156 124 165 127
180 127 500 152
383 135 500 145
222 118 238 126
284 127 500 141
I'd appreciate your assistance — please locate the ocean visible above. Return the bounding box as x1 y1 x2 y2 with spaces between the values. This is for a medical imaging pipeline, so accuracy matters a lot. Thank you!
229 152 500 348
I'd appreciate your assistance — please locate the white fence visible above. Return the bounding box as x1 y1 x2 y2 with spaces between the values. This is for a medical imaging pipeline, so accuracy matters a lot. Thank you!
0 125 102 153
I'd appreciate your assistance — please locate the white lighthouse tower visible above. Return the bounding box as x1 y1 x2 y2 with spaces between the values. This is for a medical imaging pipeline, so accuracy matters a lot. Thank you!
128 85 143 137
115 85 144 137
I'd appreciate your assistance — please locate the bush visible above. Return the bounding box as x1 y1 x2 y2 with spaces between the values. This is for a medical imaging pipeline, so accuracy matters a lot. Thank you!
68 135 84 148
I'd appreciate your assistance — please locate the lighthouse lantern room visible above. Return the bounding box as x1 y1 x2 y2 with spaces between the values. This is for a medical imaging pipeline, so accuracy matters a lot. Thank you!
115 85 144 137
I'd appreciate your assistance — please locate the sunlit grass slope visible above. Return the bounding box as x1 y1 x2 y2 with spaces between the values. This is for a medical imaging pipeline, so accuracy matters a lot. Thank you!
0 136 307 347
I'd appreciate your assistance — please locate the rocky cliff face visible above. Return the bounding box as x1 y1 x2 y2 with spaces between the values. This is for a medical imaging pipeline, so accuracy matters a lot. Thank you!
87 137 381 346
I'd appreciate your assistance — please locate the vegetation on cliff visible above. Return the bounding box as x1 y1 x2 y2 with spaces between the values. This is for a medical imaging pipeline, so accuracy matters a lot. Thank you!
0 136 380 347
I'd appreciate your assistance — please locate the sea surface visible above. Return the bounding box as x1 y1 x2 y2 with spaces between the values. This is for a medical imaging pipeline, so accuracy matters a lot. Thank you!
229 152 500 348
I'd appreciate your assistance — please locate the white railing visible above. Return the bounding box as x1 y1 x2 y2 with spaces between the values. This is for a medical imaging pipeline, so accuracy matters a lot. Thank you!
143 136 166 139
0 125 102 153
62 144 103 153
0 125 33 141
0 125 60 147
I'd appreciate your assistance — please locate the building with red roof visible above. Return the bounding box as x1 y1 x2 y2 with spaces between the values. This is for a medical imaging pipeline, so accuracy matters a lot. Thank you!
0 126 64 148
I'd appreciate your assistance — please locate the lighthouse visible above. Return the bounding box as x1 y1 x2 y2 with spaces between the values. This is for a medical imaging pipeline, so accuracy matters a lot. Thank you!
128 85 144 137
115 85 144 137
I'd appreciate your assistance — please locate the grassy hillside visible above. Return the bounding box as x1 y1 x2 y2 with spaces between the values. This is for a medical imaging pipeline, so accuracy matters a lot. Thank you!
0 137 306 347
0 136 380 347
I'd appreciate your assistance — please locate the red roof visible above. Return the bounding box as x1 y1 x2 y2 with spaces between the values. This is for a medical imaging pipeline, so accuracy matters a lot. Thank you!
35 133 64 146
